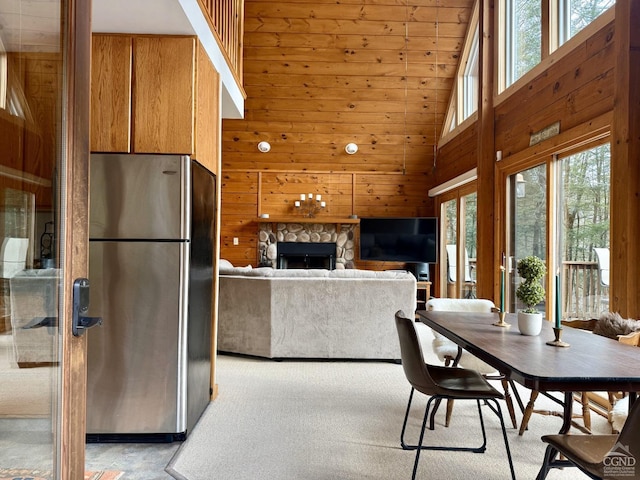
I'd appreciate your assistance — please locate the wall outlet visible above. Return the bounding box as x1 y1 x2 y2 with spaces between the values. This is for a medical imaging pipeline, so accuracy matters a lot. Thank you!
233 237 239 245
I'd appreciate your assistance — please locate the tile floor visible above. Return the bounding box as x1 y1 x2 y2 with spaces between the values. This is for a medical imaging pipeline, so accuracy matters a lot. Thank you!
0 418 181 479
86 441 181 480
1 332 182 480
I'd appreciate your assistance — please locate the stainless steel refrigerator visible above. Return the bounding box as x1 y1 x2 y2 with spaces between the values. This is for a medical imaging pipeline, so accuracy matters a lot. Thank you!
86 154 215 442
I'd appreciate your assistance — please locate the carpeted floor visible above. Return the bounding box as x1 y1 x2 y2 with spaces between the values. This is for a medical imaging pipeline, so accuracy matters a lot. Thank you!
167 353 608 480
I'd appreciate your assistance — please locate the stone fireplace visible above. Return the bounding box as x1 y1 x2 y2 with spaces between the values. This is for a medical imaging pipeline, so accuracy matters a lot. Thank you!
277 242 337 269
258 221 357 269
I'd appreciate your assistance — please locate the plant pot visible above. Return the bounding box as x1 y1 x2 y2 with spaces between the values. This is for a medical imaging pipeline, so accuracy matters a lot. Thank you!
518 311 543 336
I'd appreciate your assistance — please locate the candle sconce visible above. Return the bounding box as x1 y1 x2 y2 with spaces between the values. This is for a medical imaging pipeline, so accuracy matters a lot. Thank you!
294 193 326 218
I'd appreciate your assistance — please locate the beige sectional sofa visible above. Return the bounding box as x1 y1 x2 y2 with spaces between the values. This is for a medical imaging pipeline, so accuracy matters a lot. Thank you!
217 265 417 360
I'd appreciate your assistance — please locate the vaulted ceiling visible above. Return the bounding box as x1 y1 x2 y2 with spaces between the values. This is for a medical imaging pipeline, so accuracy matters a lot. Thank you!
222 0 474 176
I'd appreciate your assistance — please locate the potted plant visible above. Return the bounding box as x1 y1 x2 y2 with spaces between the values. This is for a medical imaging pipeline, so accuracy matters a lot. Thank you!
515 255 547 335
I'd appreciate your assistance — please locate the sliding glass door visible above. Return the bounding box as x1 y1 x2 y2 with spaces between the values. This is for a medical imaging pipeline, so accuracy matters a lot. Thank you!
558 144 611 318
1 1 91 478
438 184 477 299
504 142 610 320
507 164 547 315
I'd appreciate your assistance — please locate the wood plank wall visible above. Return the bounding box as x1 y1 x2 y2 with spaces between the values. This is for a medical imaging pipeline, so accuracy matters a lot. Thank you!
221 0 474 267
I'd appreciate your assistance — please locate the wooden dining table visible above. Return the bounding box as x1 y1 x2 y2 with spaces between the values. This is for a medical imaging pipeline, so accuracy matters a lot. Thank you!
416 310 640 475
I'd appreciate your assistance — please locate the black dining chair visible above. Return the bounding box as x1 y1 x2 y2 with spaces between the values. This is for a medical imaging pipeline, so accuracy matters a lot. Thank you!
394 310 516 480
536 394 640 480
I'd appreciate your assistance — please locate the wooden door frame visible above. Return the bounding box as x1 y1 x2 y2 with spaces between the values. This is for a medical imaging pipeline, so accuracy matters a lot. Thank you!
59 1 91 478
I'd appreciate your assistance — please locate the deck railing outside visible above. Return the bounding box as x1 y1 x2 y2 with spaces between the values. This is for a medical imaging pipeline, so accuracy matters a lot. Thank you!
199 0 244 84
562 261 608 320
460 260 607 319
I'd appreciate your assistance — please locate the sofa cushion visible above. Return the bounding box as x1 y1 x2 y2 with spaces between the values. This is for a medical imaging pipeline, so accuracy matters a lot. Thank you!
328 269 377 278
271 268 329 277
220 265 253 275
242 267 275 277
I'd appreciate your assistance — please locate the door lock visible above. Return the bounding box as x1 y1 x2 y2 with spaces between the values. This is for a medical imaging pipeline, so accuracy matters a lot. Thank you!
72 278 102 337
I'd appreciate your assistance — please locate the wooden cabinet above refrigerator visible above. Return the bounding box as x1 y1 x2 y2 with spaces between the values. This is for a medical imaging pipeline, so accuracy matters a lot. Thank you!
90 34 219 173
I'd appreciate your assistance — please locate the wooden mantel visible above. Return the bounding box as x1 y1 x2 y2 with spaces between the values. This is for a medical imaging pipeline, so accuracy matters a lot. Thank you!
256 216 360 224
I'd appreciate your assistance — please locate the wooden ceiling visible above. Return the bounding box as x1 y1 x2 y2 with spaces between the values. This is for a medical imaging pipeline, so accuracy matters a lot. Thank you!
222 0 474 176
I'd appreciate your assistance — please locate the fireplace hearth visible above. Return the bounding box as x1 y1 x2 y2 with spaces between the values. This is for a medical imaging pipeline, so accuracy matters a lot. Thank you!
277 242 337 270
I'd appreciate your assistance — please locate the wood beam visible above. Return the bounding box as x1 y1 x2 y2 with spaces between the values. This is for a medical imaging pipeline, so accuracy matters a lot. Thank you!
476 0 496 301
611 0 640 317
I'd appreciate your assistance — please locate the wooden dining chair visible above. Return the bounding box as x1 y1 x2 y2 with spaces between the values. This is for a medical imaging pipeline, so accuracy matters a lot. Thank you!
536 393 640 480
395 310 516 480
518 319 640 436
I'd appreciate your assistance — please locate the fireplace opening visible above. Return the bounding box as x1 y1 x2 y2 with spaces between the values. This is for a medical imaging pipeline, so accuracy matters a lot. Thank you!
277 242 337 270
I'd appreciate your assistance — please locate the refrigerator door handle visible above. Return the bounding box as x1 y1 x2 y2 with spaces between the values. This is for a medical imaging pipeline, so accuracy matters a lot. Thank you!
73 278 103 337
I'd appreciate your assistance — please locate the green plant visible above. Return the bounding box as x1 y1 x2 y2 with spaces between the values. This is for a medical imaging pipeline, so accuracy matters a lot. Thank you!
515 255 547 313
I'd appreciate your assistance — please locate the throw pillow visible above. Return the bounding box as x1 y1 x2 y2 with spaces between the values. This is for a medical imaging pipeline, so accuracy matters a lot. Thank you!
219 259 234 269
594 312 640 339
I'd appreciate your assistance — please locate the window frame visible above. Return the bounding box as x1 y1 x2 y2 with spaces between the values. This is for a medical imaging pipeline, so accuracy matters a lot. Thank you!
441 1 479 141
461 25 480 121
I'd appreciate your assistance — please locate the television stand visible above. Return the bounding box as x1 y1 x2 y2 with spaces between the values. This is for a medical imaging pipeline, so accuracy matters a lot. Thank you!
416 281 431 313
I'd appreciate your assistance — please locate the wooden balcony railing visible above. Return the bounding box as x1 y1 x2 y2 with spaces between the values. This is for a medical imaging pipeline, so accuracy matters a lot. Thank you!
562 261 608 320
437 260 606 319
198 0 244 85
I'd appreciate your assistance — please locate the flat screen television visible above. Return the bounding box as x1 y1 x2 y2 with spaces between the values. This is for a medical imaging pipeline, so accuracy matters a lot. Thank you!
359 217 438 264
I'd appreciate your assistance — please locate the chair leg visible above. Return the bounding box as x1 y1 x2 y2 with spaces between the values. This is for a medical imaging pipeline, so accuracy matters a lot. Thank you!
485 399 517 480
580 392 592 432
510 379 525 412
501 379 518 429
475 399 488 452
401 387 415 450
408 396 516 480
411 397 434 480
519 389 540 435
429 397 442 430
536 445 557 480
445 399 454 427
411 398 487 480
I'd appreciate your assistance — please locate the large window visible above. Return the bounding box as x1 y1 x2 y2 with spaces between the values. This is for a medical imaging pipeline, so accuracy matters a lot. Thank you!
442 2 479 135
503 0 542 88
555 0 615 49
461 25 479 122
499 0 615 91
